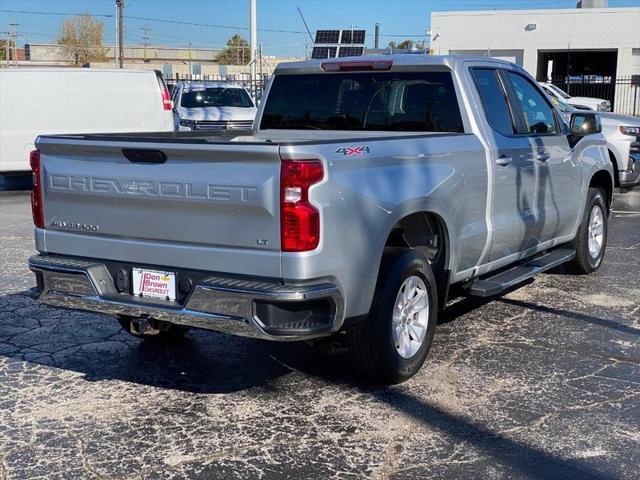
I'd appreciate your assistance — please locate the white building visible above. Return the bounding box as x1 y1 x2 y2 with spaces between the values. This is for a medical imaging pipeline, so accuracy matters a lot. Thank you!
430 7 640 114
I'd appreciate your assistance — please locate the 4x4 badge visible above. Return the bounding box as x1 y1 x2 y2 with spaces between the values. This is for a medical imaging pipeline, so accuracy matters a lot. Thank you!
335 146 371 156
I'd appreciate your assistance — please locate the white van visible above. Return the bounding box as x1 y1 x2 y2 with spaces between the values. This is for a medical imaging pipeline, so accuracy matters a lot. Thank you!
0 68 174 172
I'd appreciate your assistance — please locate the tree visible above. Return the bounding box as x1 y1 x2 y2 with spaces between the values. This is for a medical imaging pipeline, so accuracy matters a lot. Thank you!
57 14 107 66
396 40 415 49
389 39 426 51
216 34 250 65
0 39 15 61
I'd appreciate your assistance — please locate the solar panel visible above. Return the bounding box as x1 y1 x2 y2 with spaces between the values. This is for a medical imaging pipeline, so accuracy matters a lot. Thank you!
340 30 366 44
312 29 366 59
338 46 364 57
311 46 338 59
314 30 340 44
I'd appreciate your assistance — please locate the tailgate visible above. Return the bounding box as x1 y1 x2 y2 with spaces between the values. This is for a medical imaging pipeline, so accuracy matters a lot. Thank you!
37 137 282 277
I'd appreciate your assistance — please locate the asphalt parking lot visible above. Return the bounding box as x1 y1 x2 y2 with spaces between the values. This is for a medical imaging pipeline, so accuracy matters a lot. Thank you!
0 190 639 480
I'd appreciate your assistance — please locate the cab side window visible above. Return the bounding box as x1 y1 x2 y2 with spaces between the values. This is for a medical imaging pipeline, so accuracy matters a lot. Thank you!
470 68 516 136
506 72 559 135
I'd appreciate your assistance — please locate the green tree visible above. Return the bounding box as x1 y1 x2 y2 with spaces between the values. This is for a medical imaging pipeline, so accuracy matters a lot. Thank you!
216 34 250 65
390 40 426 51
57 14 107 65
0 39 15 61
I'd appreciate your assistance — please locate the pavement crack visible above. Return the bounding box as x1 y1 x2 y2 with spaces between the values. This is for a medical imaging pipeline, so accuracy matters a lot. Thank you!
0 455 8 480
78 437 103 480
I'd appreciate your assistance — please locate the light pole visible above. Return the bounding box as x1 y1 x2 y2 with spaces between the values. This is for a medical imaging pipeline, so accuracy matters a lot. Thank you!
249 0 257 96
116 0 125 68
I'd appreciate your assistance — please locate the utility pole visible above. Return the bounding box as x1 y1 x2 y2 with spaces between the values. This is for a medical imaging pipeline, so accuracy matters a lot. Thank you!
8 23 19 66
374 23 380 49
249 0 257 93
141 24 151 62
116 0 125 68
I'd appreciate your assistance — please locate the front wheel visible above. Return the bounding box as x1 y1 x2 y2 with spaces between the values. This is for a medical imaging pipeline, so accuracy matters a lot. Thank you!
566 187 608 275
347 248 438 384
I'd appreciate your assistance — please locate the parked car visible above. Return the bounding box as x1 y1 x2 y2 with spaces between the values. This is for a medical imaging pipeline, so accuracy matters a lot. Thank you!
539 81 611 112
28 55 612 384
0 69 174 173
544 89 640 189
172 82 257 131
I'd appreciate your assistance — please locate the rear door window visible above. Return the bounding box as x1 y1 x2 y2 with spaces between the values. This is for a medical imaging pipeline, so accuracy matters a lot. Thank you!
470 68 515 136
260 71 464 132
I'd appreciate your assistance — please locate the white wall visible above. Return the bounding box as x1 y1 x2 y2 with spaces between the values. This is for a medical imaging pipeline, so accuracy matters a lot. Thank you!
431 7 640 77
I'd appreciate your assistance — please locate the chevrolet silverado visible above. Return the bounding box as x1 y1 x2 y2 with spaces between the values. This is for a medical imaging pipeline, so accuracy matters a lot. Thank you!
28 55 613 383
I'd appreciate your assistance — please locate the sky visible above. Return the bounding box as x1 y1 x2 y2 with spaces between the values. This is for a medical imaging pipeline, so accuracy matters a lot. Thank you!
1 0 639 57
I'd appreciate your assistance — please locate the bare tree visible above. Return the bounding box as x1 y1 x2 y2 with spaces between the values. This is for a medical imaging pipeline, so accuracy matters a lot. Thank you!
57 15 108 66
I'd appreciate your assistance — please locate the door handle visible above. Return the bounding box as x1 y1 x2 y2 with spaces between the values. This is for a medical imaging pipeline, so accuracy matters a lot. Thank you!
496 156 513 166
536 152 551 162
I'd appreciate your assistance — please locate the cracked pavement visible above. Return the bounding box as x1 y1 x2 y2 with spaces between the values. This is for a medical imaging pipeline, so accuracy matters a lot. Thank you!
1 190 639 479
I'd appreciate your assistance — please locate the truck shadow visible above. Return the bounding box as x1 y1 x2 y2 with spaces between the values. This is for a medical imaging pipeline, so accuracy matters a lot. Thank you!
0 291 313 394
0 290 619 478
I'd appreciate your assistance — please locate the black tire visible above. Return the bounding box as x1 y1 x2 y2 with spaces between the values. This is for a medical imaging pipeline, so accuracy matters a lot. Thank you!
566 187 608 275
347 248 438 384
117 315 190 341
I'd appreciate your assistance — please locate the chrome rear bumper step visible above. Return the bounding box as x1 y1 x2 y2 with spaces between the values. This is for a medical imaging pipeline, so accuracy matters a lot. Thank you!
28 255 345 341
466 248 576 297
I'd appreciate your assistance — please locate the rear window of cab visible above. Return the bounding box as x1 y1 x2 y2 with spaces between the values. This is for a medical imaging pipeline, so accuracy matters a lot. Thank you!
261 71 464 132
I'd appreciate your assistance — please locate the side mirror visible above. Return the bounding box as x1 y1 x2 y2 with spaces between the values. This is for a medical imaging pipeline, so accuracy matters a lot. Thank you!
570 112 601 135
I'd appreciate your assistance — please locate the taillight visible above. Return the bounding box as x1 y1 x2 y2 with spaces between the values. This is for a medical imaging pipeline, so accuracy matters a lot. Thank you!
161 86 172 111
280 159 324 252
30 150 44 228
155 72 172 111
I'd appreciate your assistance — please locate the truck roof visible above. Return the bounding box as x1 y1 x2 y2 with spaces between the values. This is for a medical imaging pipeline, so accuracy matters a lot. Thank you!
274 54 516 74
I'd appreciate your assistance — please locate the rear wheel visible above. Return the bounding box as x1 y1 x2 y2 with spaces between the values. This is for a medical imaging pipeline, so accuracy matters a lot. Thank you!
347 249 438 384
117 315 190 341
566 187 608 274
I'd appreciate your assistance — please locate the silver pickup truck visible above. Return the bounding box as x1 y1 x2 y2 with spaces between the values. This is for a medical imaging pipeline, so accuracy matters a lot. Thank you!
29 55 613 383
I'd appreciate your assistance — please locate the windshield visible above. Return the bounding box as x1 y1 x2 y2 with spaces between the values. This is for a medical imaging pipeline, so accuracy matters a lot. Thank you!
180 87 254 108
546 83 571 99
260 71 464 132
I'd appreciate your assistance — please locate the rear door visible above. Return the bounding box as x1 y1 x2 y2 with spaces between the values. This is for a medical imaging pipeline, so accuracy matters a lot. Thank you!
38 137 282 277
470 67 539 262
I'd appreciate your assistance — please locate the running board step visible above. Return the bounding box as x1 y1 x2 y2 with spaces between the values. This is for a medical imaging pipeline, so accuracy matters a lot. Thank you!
466 248 576 297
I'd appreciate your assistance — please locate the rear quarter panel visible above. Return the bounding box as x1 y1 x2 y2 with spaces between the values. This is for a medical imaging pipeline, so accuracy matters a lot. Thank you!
281 133 488 318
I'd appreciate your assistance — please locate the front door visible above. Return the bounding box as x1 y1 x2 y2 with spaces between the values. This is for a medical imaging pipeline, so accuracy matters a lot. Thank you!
502 70 580 242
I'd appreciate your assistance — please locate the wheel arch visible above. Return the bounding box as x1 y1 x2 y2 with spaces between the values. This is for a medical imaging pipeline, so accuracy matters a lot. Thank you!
589 169 614 214
607 148 620 188
382 211 452 310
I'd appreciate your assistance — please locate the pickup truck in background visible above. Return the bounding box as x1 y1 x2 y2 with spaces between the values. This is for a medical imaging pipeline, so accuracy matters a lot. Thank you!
28 55 613 384
544 90 640 190
539 82 611 112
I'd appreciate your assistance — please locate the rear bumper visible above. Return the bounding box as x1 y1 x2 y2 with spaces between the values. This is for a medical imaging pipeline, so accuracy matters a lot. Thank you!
28 255 345 341
619 153 640 188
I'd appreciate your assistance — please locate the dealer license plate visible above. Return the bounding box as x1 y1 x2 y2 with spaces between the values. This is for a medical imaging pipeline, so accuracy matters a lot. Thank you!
132 268 177 301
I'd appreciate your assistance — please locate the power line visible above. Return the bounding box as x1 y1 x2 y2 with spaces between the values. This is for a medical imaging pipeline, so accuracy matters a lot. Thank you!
0 9 308 35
